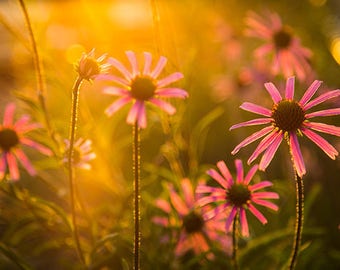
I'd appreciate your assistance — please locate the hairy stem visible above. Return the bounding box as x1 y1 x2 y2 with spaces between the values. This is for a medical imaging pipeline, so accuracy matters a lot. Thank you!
133 122 141 270
18 0 58 148
232 211 239 270
68 77 86 266
289 172 304 270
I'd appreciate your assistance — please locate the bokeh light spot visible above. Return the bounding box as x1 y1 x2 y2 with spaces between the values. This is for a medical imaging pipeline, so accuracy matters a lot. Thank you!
330 37 340 65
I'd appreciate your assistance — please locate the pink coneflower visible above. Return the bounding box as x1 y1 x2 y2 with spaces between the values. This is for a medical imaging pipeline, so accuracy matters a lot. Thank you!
103 51 188 128
153 178 231 259
63 138 96 170
0 103 52 180
230 76 340 177
245 11 312 80
196 159 279 237
75 48 111 81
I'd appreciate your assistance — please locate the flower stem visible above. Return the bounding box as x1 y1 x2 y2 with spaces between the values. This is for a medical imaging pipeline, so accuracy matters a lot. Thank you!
68 77 86 266
288 172 304 270
133 122 141 270
232 211 239 270
18 0 57 148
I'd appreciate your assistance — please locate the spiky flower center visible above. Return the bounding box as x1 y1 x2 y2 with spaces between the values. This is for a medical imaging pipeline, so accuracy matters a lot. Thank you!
227 184 251 207
273 28 292 49
0 128 19 151
183 211 204 234
130 76 156 100
272 100 305 132
78 57 100 79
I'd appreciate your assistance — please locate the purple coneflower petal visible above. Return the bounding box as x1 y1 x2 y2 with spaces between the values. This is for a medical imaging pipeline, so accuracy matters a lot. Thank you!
285 77 295 99
259 133 283 171
230 118 272 130
125 51 139 77
203 203 229 220
155 198 172 213
15 149 36 176
306 108 340 118
6 152 19 180
98 74 129 86
181 178 195 207
105 96 131 117
304 89 340 110
126 101 142 126
207 168 229 188
235 159 243 183
155 88 189 99
152 216 169 226
289 133 306 177
137 103 147 129
20 138 53 156
299 80 322 106
239 208 249 237
249 181 273 191
302 128 338 159
264 82 282 103
244 164 258 185
304 122 340 136
231 126 273 155
3 103 15 126
225 206 238 232
248 204 267 224
103 86 130 96
150 56 167 78
149 98 176 115
252 199 279 211
252 191 279 199
168 184 189 216
108 57 133 80
143 52 152 76
157 72 184 88
0 156 6 179
196 185 225 194
197 195 226 207
216 161 233 187
240 102 272 117
248 130 282 164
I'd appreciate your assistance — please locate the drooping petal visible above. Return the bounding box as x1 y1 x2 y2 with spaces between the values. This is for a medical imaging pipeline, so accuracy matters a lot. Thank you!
149 98 176 115
259 133 283 171
168 184 189 216
239 208 249 237
3 103 16 126
196 195 226 207
225 206 238 232
285 77 295 100
98 74 130 86
289 133 306 177
152 216 169 226
264 82 282 103
304 89 340 111
157 72 184 88
15 148 36 176
302 128 338 159
248 204 267 224
6 152 19 180
235 159 244 183
299 80 323 106
0 156 6 179
137 103 147 129
104 96 132 117
126 101 142 126
244 164 259 185
155 198 172 213
240 102 272 117
181 178 195 207
203 203 229 220
304 122 340 136
216 161 233 187
306 108 340 119
252 198 279 211
230 118 272 130
150 56 167 78
20 138 53 156
108 57 132 80
231 126 273 155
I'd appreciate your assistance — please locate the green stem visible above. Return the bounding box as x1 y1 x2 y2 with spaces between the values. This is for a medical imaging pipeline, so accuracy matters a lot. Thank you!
68 77 86 266
288 172 304 270
232 211 239 270
17 0 58 149
133 123 141 270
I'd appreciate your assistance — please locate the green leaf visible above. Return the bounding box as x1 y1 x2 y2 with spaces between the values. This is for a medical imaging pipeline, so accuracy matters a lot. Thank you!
0 243 33 270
